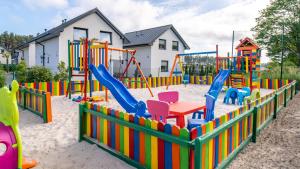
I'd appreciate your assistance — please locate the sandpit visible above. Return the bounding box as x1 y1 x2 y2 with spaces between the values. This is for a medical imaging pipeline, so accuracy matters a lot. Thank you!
19 84 274 169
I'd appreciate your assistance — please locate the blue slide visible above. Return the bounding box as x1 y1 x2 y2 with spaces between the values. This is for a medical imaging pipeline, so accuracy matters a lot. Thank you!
202 69 231 121
89 64 146 116
207 69 231 99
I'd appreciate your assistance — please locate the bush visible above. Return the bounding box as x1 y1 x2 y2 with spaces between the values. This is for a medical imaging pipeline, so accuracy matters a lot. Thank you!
261 61 300 89
53 61 68 81
26 66 52 82
0 64 17 72
16 60 27 83
0 69 5 87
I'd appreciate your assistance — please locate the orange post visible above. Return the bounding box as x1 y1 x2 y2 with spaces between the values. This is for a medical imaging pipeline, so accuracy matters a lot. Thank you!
166 54 179 90
132 55 154 97
46 92 52 123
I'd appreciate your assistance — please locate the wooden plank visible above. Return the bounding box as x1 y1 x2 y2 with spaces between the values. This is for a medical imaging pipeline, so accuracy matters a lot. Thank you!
180 128 190 169
151 120 158 169
172 125 180 169
134 116 140 161
157 122 165 169
139 117 146 165
164 124 172 169
129 115 135 159
145 119 152 168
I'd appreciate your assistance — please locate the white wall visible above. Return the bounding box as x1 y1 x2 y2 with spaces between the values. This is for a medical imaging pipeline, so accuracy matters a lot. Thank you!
23 47 29 66
150 29 185 77
0 47 11 64
35 37 59 72
59 13 124 70
120 46 152 77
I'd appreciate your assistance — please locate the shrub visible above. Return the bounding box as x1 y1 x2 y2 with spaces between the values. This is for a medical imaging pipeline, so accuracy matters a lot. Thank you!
16 60 27 83
261 61 300 89
53 61 68 81
0 64 17 72
26 66 52 82
0 69 5 87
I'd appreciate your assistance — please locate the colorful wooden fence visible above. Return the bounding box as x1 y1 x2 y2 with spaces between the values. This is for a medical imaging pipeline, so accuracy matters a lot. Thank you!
79 103 191 169
194 80 297 169
17 86 52 123
79 80 297 169
19 76 183 96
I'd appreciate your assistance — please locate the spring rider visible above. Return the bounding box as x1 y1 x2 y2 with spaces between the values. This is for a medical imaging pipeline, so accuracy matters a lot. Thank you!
0 80 37 169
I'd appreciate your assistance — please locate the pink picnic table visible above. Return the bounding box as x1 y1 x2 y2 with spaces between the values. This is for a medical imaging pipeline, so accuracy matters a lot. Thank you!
169 101 206 128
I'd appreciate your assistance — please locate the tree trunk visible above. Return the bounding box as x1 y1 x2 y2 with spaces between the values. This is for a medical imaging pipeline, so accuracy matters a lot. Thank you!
6 57 8 73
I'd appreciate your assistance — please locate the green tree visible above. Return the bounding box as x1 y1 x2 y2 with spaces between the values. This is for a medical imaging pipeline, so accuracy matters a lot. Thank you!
0 31 33 52
15 60 27 83
0 69 5 87
54 61 68 81
2 51 11 72
252 0 300 65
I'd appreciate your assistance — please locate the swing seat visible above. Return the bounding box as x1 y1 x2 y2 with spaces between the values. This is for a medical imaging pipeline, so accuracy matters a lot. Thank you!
173 71 182 75
182 75 190 85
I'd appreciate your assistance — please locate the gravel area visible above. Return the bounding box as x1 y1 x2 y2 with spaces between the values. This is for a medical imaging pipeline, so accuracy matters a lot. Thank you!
228 93 300 169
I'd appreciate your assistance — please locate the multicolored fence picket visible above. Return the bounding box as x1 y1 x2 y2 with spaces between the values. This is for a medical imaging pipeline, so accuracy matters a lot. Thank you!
79 80 297 169
79 103 191 169
19 76 183 96
17 86 52 123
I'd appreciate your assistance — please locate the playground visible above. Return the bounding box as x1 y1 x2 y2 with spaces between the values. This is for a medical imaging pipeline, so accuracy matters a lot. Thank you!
0 37 297 169
17 84 275 169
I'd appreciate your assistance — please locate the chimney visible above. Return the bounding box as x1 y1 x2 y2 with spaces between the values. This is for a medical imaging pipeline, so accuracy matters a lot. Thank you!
44 29 47 32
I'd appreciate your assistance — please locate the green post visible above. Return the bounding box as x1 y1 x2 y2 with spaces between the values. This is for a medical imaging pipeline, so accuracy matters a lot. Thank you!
284 88 287 107
194 138 202 169
273 94 278 119
252 107 258 143
23 88 26 109
79 103 85 142
291 85 293 100
68 40 72 99
42 92 47 123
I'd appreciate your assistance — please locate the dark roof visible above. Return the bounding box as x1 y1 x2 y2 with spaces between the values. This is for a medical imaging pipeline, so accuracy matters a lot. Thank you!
123 24 190 49
16 8 128 49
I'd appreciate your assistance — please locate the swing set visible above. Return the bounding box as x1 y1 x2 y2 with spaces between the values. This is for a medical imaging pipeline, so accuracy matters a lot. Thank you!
167 45 219 89
66 39 153 101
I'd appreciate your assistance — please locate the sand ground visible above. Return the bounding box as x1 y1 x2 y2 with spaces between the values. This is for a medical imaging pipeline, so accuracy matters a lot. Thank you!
228 93 300 169
19 84 274 169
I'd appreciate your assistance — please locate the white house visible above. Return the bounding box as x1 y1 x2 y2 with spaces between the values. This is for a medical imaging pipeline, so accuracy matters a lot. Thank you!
120 25 190 77
0 46 11 65
15 8 128 72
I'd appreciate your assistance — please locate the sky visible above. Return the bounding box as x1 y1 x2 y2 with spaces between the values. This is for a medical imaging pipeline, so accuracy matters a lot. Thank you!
0 0 271 62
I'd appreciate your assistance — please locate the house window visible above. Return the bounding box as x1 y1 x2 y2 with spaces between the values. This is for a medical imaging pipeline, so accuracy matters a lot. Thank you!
47 57 50 63
159 39 166 50
100 31 112 44
0 49 4 54
172 41 179 51
161 60 168 72
73 27 88 41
